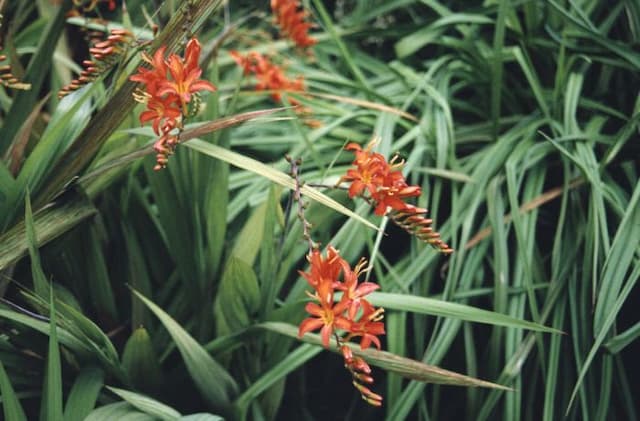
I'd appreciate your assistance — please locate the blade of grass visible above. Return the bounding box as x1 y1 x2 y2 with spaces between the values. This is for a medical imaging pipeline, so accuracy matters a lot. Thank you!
593 181 640 334
40 291 63 421
604 321 640 354
24 193 48 297
566 262 640 413
367 292 561 333
63 367 104 421
0 360 27 421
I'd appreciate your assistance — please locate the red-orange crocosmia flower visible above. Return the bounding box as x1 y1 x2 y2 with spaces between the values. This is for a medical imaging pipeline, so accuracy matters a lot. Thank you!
346 300 386 350
299 246 350 290
337 260 379 320
342 143 388 199
339 141 421 215
299 278 352 347
271 0 317 49
130 37 216 170
158 38 216 113
230 51 304 104
130 46 169 96
298 247 385 351
138 95 181 136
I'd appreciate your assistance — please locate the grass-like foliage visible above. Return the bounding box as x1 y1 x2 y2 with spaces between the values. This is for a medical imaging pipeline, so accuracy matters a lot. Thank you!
0 0 638 420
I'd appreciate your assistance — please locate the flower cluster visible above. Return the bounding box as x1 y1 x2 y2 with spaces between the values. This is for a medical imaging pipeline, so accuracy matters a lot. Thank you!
0 54 30 90
338 141 421 216
298 246 384 406
390 207 453 254
341 345 383 406
271 0 317 49
338 140 453 253
230 51 304 104
130 38 216 170
58 29 132 98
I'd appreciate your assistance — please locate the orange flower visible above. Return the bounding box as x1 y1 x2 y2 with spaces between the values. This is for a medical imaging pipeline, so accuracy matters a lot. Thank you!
130 37 216 170
298 247 385 349
299 246 350 290
138 94 181 135
271 0 317 49
299 296 352 348
130 46 169 96
336 259 379 320
158 38 216 113
230 51 304 104
345 300 385 350
339 141 421 215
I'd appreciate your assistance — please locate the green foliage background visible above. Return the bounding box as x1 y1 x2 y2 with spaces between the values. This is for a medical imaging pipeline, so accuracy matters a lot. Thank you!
0 0 638 420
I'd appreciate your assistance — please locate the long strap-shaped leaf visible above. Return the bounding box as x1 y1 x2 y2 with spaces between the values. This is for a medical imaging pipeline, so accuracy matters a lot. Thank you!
259 322 510 389
0 194 96 271
367 292 561 333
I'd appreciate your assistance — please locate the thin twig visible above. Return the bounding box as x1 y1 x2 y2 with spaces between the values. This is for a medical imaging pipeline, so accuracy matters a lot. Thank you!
287 155 316 253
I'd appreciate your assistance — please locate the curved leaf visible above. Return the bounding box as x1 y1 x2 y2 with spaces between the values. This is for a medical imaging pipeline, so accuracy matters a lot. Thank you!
260 322 510 389
84 402 157 421
367 292 561 333
107 387 181 421
0 360 27 421
131 290 238 409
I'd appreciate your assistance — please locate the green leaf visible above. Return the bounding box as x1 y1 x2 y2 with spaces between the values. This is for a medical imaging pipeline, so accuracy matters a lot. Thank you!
367 292 561 333
604 321 640 354
395 14 493 57
24 193 49 297
214 257 260 336
55 300 120 367
40 292 63 421
234 343 322 415
15 84 95 203
84 402 157 421
0 360 27 421
0 193 97 271
83 226 118 321
259 185 281 317
260 322 510 389
230 200 269 267
18 289 120 370
63 367 104 421
566 263 640 414
178 414 224 421
0 308 90 355
106 387 181 421
184 139 378 231
593 182 640 334
121 328 164 393
131 289 238 408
